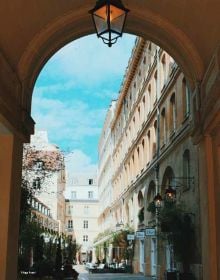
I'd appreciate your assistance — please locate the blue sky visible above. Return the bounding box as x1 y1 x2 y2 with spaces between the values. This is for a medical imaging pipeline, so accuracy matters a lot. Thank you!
32 34 136 173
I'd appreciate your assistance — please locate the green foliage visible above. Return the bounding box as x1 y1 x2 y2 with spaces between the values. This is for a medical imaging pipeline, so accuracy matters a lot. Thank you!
159 201 183 233
94 228 135 262
147 201 156 214
94 228 112 243
19 184 33 228
159 201 195 271
34 236 44 263
64 238 78 263
18 144 64 274
55 237 62 272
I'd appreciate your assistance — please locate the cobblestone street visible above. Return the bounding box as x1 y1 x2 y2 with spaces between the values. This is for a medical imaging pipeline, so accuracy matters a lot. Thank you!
74 265 154 280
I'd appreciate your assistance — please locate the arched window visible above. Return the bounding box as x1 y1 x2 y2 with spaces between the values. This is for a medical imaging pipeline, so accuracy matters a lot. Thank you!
148 42 152 65
125 203 130 224
132 116 136 137
170 93 176 133
138 191 144 208
160 54 166 91
147 130 151 163
153 70 158 103
148 84 151 113
153 120 157 156
161 108 167 146
127 162 131 184
141 139 145 168
138 106 141 127
136 146 140 174
182 78 190 118
132 155 135 180
183 149 190 190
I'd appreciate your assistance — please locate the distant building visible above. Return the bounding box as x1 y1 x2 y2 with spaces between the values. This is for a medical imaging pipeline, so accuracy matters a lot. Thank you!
31 196 59 233
26 130 66 234
65 173 99 263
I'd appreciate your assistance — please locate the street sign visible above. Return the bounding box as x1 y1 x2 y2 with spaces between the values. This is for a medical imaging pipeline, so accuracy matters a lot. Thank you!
136 231 145 239
127 234 135 240
145 228 156 236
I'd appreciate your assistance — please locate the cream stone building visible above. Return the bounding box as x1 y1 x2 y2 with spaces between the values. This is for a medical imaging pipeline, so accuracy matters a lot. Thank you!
65 173 99 263
97 101 116 234
31 196 59 233
29 131 66 234
97 38 201 279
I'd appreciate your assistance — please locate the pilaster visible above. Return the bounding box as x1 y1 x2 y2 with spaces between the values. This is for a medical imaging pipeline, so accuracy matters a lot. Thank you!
0 129 23 279
192 46 220 280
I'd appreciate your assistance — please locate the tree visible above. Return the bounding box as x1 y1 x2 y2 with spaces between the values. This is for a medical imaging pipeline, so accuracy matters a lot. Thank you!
55 237 62 272
159 201 195 275
18 143 64 273
65 238 77 263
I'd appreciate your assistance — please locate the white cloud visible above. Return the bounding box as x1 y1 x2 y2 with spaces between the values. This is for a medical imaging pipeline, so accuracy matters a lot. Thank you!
34 81 76 96
32 34 136 164
46 34 136 86
65 149 97 174
32 96 106 147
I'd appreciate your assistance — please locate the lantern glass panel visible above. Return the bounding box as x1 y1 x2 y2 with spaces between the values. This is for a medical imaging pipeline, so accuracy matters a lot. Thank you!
111 12 126 34
109 5 125 21
94 5 108 20
93 14 108 35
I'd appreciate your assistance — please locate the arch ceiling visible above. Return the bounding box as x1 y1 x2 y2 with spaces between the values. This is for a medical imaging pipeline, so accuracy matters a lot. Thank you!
0 0 219 113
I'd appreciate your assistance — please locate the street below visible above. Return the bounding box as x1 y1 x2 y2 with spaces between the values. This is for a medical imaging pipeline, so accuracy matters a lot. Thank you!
74 265 154 280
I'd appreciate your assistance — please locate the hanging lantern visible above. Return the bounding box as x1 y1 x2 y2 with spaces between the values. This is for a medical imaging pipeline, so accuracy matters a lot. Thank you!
89 0 130 47
116 220 124 231
164 186 176 202
154 193 163 209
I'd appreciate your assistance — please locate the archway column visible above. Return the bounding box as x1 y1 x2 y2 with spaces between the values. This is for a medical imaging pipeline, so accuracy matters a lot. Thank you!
193 46 220 280
0 128 23 280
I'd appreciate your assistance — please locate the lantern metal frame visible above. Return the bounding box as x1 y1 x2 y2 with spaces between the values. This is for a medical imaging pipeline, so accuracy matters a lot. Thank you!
89 0 130 47
115 220 124 231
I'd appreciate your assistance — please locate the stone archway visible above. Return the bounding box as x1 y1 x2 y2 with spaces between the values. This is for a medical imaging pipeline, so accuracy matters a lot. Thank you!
161 166 175 194
0 2 219 280
18 10 204 115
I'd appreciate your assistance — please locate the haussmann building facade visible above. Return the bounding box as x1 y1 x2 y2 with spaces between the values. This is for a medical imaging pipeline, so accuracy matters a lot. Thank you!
97 38 202 279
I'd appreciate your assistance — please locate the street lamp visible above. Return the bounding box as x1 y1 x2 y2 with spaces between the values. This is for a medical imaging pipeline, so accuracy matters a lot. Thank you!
164 186 176 202
154 193 163 209
116 220 124 231
89 0 130 47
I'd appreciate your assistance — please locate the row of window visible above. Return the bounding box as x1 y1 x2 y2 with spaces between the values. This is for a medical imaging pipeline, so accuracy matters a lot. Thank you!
31 198 51 217
113 83 191 198
112 76 190 175
113 44 170 147
68 205 89 215
110 149 191 226
67 220 89 229
83 235 88 242
71 191 94 199
31 213 59 231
